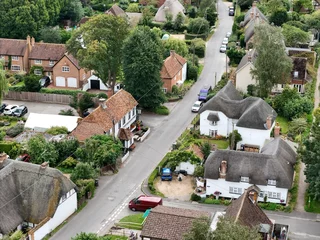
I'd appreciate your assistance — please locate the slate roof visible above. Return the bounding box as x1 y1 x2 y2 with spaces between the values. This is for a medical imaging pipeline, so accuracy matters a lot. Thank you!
154 0 185 22
0 38 27 56
242 4 268 27
236 49 257 72
199 81 277 130
0 159 75 234
204 138 297 188
225 188 273 229
161 51 187 79
71 90 138 141
105 4 127 17
140 205 211 240
29 43 66 61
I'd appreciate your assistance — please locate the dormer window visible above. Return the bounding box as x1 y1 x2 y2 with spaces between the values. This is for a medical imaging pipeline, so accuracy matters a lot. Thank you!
293 71 298 78
267 179 276 186
241 176 249 183
207 113 220 126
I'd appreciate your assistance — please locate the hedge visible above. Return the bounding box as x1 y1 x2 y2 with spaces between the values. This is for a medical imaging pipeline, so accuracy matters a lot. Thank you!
0 141 15 154
148 155 170 196
185 33 207 40
40 88 97 98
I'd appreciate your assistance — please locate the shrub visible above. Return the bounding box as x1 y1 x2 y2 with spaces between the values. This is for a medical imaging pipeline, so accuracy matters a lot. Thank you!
190 193 201 201
119 0 129 10
194 165 204 177
187 64 198 80
126 3 139 12
172 85 179 94
201 141 211 159
0 141 15 154
191 38 206 58
154 105 169 115
188 17 209 34
97 92 108 99
6 125 24 138
71 162 97 182
40 88 96 98
46 126 68 135
10 230 23 240
226 47 246 65
8 85 26 92
60 157 78 169
59 109 75 116
76 179 96 199
24 75 41 92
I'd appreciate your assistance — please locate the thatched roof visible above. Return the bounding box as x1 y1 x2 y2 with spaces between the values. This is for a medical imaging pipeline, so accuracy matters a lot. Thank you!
0 159 75 234
204 138 297 188
207 113 220 122
200 81 277 130
154 0 185 22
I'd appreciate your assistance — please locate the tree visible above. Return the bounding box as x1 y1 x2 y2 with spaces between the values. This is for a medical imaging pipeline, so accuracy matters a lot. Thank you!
200 141 211 159
206 7 217 26
53 139 79 163
163 38 188 57
39 27 61 43
67 14 129 95
237 0 254 10
59 0 84 22
184 217 213 240
0 61 9 103
71 162 96 182
188 17 210 34
123 26 166 109
165 150 201 170
289 118 307 138
226 47 246 65
251 23 293 98
199 0 216 16
265 0 290 14
293 0 313 12
282 24 310 47
27 135 59 166
24 75 41 92
140 8 154 26
173 12 185 30
229 130 242 150
269 8 289 26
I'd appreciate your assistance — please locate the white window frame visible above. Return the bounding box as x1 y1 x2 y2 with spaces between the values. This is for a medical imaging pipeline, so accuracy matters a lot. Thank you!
293 71 299 78
34 69 42 75
34 59 42 65
162 88 167 93
209 129 218 137
229 187 242 195
210 121 217 126
128 110 131 119
62 66 70 72
268 191 281 199
259 191 265 198
240 176 249 183
123 116 126 125
294 84 302 93
49 60 55 66
118 121 121 129
11 56 19 61
267 179 277 186
11 65 21 71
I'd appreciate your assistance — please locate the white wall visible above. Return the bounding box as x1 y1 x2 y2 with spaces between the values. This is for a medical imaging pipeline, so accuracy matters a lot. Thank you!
182 63 187 82
175 161 196 175
113 107 137 137
31 189 77 240
206 179 289 204
200 111 234 137
82 75 109 91
236 64 255 93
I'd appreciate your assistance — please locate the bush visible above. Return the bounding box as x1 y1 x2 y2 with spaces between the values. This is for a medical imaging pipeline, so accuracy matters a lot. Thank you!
194 165 204 177
172 85 179 94
8 85 26 92
190 193 201 201
40 88 96 97
10 230 23 240
226 47 246 65
6 125 24 138
154 105 169 115
59 109 75 116
127 3 140 12
24 75 41 92
60 157 78 169
71 162 97 182
188 17 209 34
76 179 96 199
97 92 108 99
191 38 206 58
187 65 198 80
46 126 68 135
119 0 129 10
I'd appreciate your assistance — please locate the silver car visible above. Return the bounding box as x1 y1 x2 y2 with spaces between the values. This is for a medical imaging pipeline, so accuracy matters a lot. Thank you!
220 45 227 53
222 37 229 45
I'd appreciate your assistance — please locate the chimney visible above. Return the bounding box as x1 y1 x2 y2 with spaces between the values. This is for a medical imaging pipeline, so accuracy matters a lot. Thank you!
255 13 260 19
250 11 254 19
0 152 7 169
248 191 258 204
40 162 49 170
274 122 281 138
26 35 31 45
170 50 175 56
31 37 35 47
248 51 252 62
99 98 107 109
266 116 272 130
219 160 227 179
252 1 257 7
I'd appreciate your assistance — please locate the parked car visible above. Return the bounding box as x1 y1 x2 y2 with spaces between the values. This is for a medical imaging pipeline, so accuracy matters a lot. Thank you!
226 32 231 38
222 37 229 45
191 101 203 113
220 45 227 53
129 195 163 211
15 154 31 162
12 105 28 117
39 76 51 88
229 6 234 16
0 103 7 113
198 85 212 102
3 105 18 116
161 168 172 181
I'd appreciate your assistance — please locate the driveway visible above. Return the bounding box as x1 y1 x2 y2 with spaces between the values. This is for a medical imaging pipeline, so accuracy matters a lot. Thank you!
2 100 78 117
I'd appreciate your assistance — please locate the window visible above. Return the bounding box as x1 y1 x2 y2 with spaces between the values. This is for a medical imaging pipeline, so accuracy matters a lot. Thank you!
259 191 265 198
240 176 249 183
133 107 136 116
294 84 302 93
209 130 218 137
267 179 277 186
123 116 126 125
62 66 70 72
210 121 217 126
12 56 19 61
128 110 131 119
61 194 67 202
268 191 281 199
34 59 42 64
49 60 55 66
118 121 121 129
293 71 299 78
34 69 42 75
11 65 20 71
162 88 167 93
229 187 242 194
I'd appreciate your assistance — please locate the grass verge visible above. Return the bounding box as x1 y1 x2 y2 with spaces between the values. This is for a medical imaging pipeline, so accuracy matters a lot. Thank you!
117 214 144 230
305 193 320 213
104 235 128 240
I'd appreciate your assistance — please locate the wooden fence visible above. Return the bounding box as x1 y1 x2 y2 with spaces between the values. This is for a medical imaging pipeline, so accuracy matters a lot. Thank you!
4 91 73 104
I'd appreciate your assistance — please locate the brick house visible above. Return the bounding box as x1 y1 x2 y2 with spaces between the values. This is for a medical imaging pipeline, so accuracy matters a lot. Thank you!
160 51 187 93
52 54 91 89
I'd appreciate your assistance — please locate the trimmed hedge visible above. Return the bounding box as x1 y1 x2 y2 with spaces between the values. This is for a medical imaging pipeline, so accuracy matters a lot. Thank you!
154 105 169 115
0 141 15 153
148 155 170 196
40 88 96 97
185 33 207 40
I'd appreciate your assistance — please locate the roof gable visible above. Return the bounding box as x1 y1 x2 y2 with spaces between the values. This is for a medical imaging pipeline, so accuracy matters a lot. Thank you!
154 0 185 22
0 38 27 56
53 54 81 70
242 4 268 27
105 4 127 17
161 51 186 79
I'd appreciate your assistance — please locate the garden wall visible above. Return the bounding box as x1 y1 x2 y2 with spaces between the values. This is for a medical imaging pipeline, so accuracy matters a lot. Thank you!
4 91 72 104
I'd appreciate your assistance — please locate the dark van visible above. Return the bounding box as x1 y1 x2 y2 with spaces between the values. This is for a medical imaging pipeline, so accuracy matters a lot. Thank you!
129 195 163 211
198 85 212 102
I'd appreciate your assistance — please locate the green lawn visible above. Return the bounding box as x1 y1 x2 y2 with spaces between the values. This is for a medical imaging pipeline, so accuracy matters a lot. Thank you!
275 116 289 134
117 213 144 230
205 139 228 149
15 81 25 86
104 235 128 240
305 194 320 213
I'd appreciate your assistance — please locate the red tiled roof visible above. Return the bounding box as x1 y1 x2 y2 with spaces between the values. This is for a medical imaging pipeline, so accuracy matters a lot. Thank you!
71 90 138 141
0 38 27 56
161 51 186 79
29 43 66 61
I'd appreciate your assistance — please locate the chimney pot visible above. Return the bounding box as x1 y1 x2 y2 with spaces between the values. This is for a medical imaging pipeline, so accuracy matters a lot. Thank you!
266 116 272 130
40 162 49 170
170 50 175 56
219 160 227 179
250 11 254 19
99 98 107 109
31 37 35 47
0 152 7 169
274 122 281 138
252 1 257 7
27 35 31 45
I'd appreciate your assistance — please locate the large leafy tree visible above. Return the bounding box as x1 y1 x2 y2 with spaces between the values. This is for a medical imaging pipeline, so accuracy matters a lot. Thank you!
123 26 166 109
269 8 289 26
251 23 293 98
39 27 62 43
282 24 310 47
67 14 129 94
163 38 188 57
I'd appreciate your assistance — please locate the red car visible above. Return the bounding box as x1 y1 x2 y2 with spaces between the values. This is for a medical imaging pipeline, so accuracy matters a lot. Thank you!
15 154 31 162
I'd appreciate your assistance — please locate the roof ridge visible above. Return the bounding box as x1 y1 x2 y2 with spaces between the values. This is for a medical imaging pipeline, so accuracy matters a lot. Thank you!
235 190 247 222
152 210 205 219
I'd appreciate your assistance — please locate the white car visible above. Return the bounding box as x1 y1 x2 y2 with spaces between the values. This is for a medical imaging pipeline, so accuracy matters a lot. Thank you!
220 45 227 53
3 105 18 115
226 32 231 38
222 37 229 45
192 101 203 113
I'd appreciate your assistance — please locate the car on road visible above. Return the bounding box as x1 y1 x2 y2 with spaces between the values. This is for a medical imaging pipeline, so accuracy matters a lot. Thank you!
191 101 203 113
39 76 51 88
0 103 7 113
222 37 229 45
3 105 18 116
129 195 163 211
12 105 28 117
161 168 172 181
15 154 31 162
198 85 212 102
220 45 227 53
226 32 231 38
229 6 234 16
